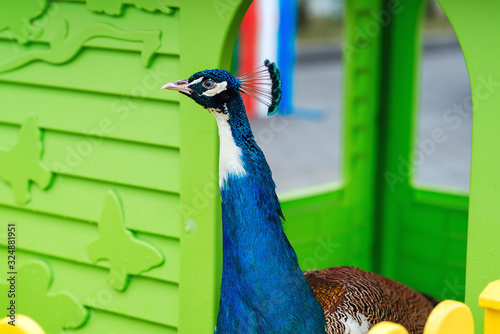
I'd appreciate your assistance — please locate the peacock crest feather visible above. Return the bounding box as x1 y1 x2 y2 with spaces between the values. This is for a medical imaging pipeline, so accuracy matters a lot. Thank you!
237 59 282 116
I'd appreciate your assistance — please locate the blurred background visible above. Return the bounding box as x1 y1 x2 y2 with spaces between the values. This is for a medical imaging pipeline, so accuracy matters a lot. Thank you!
237 0 471 193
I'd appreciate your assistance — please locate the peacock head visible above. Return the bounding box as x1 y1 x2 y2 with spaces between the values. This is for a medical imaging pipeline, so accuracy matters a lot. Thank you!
162 69 240 112
162 59 282 116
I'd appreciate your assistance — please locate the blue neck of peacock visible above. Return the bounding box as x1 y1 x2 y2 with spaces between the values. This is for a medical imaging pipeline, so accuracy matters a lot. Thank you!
213 97 326 333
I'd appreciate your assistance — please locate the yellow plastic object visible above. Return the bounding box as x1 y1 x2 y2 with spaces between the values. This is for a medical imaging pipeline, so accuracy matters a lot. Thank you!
479 279 500 334
0 314 45 334
423 300 474 334
368 322 409 334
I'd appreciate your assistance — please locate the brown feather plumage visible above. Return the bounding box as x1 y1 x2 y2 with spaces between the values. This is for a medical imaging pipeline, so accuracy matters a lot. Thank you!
305 266 435 334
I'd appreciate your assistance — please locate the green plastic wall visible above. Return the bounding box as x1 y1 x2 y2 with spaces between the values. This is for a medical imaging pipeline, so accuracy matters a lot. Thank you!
284 1 500 333
281 0 383 274
436 1 500 332
375 0 469 301
282 0 468 307
0 1 250 333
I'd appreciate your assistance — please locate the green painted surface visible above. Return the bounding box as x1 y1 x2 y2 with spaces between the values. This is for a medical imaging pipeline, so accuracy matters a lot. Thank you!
1 261 89 333
436 1 500 332
374 0 468 304
0 115 52 203
282 0 385 275
176 2 252 332
87 191 164 291
283 0 470 317
0 1 250 333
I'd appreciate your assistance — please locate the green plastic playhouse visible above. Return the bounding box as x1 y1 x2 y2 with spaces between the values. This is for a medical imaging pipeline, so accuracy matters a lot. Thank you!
0 0 499 333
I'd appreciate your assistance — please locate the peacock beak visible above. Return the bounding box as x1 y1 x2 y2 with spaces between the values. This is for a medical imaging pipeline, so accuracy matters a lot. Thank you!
161 79 192 94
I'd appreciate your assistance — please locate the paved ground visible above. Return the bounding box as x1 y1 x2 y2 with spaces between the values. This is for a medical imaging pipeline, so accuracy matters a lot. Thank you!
250 38 471 193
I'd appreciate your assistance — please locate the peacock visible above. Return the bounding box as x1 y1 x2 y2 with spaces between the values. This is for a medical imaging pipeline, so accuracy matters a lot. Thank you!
162 60 436 334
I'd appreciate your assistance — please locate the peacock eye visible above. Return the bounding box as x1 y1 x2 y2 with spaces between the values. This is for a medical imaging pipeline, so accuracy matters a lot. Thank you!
203 79 216 89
